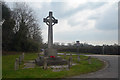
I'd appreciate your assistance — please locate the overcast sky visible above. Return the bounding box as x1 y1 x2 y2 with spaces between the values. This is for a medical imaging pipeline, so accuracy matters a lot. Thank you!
5 0 119 45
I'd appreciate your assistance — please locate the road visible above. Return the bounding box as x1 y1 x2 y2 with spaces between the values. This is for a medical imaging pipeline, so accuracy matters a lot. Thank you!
70 54 119 78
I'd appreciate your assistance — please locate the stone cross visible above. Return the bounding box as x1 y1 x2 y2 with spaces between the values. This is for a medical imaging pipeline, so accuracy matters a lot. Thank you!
43 11 58 48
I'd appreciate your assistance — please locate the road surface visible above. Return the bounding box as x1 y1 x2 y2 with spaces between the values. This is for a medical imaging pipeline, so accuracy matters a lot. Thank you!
70 55 118 78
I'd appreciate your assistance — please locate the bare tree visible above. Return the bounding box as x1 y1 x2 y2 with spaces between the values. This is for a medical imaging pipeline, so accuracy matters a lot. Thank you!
11 2 43 51
12 2 42 40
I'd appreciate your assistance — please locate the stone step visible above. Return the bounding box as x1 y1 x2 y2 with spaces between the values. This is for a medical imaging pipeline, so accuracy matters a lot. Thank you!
23 62 35 69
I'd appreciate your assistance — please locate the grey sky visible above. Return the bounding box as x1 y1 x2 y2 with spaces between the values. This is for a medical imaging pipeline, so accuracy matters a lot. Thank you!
5 0 118 45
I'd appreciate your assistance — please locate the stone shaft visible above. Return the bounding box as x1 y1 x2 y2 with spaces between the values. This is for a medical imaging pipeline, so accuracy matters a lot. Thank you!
48 12 53 48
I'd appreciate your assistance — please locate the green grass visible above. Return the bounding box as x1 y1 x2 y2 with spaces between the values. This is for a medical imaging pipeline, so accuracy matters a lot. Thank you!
2 53 104 78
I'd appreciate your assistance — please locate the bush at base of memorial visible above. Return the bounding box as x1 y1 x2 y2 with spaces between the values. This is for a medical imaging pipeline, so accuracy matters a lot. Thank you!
2 52 104 78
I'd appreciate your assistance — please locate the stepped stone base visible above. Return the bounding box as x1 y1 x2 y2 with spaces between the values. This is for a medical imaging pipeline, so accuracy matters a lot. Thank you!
35 56 67 66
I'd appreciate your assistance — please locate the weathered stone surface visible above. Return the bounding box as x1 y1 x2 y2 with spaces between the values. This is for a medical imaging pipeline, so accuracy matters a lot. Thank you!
15 58 19 70
88 56 91 64
35 56 67 66
23 60 35 69
70 56 72 66
43 11 58 57
35 12 67 66
38 53 41 57
43 57 47 70
47 57 67 65
19 56 22 65
43 11 58 49
68 56 72 69
68 61 70 69
78 55 80 61
22 53 24 61
35 56 44 65
44 48 57 57
64 53 66 58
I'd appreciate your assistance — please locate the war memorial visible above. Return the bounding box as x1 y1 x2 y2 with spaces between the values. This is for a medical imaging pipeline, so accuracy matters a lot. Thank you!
35 11 67 66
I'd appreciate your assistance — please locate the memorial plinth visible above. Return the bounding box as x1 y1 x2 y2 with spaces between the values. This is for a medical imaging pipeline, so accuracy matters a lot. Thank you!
44 48 57 57
35 11 67 66
35 56 67 66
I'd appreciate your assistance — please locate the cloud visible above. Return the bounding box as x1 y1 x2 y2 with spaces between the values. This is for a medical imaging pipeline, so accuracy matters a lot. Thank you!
41 2 118 45
59 2 107 19
4 0 120 2
6 1 118 45
67 9 95 28
95 3 118 30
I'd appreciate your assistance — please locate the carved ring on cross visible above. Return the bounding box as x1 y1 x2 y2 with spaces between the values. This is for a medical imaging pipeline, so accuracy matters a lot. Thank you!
43 16 58 26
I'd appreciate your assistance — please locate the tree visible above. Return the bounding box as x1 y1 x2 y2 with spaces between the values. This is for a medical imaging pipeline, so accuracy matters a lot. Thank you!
2 2 15 51
11 2 43 52
1 1 43 52
2 2 10 20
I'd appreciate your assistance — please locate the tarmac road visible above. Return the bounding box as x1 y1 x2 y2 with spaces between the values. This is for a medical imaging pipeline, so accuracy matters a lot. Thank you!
70 55 119 78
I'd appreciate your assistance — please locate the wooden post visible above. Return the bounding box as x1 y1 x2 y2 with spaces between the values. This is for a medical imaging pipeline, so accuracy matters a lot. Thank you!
43 57 47 70
15 58 19 70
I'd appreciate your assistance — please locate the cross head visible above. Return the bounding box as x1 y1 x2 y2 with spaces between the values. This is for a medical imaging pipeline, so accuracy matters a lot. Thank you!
43 11 58 26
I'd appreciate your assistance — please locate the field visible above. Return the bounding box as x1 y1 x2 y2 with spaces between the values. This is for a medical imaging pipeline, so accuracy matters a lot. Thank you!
2 52 104 78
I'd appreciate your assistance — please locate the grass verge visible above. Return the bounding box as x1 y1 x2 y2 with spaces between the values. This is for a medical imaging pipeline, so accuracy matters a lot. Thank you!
2 52 104 78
